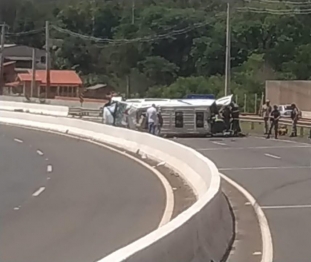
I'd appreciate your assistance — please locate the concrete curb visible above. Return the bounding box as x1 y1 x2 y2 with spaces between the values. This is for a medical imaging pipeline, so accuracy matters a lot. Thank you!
0 111 234 262
220 174 273 262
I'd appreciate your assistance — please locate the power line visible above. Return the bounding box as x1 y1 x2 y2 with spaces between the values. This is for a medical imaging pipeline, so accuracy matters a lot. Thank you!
239 6 311 11
246 0 311 5
237 6 311 14
5 28 44 36
50 21 210 44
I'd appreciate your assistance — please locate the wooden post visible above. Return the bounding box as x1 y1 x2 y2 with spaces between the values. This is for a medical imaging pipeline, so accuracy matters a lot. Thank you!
45 21 50 99
31 48 36 98
254 93 258 114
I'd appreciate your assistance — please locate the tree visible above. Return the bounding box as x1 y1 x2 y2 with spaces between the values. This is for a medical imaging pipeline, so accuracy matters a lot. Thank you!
4 0 311 97
139 56 179 86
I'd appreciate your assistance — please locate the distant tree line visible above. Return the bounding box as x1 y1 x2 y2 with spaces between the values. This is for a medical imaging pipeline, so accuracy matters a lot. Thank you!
1 0 311 103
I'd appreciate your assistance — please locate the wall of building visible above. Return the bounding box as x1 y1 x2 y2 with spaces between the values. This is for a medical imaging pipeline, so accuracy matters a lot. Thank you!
266 81 311 111
1 63 16 95
3 63 17 83
3 45 46 70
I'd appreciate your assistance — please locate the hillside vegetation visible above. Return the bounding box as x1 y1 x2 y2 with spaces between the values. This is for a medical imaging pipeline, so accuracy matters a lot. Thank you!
1 0 311 101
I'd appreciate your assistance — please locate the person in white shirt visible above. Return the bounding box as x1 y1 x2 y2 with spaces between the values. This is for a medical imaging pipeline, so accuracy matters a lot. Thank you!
146 104 157 135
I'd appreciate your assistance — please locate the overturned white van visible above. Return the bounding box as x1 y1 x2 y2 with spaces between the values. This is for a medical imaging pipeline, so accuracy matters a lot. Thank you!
102 95 234 136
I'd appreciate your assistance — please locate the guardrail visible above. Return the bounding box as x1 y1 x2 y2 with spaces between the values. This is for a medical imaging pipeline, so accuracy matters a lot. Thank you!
240 115 311 138
0 111 234 262
68 107 102 118
0 101 69 117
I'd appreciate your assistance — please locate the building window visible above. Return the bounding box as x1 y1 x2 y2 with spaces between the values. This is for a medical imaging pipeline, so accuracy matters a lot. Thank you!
175 112 183 128
196 112 204 128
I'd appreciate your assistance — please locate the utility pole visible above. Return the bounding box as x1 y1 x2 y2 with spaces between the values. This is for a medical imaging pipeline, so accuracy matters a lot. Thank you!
131 0 135 25
31 48 36 98
224 2 231 96
0 23 5 95
45 21 50 99
126 75 131 99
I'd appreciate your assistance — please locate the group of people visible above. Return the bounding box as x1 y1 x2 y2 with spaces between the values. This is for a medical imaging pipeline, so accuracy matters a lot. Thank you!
261 100 300 139
214 102 242 135
139 104 163 135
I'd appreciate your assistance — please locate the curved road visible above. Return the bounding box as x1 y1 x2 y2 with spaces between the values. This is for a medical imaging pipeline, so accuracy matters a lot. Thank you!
178 136 311 262
0 125 166 262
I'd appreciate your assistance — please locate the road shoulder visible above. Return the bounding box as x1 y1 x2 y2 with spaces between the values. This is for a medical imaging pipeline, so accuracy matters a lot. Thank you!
222 178 262 262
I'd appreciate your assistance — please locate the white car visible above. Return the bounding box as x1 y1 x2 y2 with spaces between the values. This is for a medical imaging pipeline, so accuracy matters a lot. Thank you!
278 105 293 118
278 104 302 118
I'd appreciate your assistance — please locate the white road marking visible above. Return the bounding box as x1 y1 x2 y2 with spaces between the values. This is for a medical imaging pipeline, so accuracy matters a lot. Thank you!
47 177 51 180
14 206 20 210
32 187 45 197
253 251 262 256
219 166 311 171
197 145 311 151
255 136 311 146
37 150 44 156
261 204 311 210
220 173 273 262
264 153 281 159
245 202 251 206
3 123 175 229
47 165 53 173
212 141 226 146
14 138 23 143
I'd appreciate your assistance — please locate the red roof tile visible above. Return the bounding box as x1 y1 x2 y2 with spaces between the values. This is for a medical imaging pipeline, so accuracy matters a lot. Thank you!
18 70 82 86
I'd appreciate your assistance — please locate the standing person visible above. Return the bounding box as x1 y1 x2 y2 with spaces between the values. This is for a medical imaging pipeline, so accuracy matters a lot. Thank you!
230 102 241 135
267 105 281 139
156 108 163 136
220 105 231 132
146 104 157 135
261 100 272 134
290 103 299 137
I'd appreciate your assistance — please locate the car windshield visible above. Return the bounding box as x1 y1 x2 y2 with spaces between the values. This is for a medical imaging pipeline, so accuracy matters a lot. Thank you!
285 106 292 110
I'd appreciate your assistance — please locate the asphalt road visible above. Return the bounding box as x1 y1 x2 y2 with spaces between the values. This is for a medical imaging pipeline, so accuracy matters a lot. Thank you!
0 125 166 262
177 135 311 262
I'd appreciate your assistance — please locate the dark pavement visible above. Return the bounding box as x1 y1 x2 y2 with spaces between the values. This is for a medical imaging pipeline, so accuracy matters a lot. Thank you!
0 125 166 262
177 136 311 262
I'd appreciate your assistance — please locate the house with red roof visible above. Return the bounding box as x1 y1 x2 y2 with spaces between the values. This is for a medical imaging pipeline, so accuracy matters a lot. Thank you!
6 70 83 98
0 61 17 95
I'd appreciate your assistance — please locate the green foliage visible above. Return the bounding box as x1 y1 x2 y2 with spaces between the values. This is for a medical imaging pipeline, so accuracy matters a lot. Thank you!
2 0 311 99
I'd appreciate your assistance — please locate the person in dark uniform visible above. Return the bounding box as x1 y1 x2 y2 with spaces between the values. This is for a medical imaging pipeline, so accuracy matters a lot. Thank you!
156 108 163 136
209 102 219 134
290 103 299 137
220 105 231 132
230 102 241 135
267 105 281 139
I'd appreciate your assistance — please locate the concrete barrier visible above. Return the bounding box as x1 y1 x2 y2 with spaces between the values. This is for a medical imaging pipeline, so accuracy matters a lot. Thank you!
0 95 104 109
0 101 69 117
302 111 311 119
0 111 233 262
